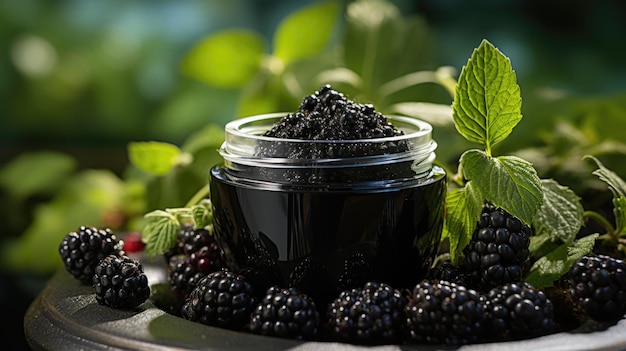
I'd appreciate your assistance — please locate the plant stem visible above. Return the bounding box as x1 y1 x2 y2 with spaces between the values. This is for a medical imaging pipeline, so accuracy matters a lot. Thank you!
377 71 438 98
185 184 211 208
584 210 616 237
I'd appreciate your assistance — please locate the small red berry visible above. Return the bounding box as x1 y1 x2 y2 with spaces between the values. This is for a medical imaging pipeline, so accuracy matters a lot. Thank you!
122 231 145 253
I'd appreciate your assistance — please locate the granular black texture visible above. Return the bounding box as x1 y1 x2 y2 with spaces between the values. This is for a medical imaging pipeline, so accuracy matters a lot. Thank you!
253 85 417 184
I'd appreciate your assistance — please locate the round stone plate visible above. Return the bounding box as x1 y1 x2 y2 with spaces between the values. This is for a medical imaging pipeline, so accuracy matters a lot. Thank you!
24 260 626 351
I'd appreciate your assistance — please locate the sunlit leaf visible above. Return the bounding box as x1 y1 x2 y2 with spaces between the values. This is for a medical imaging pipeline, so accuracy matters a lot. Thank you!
443 183 483 265
343 0 433 91
0 151 77 200
143 210 180 258
273 1 339 64
526 234 598 288
191 199 212 229
182 29 266 88
461 150 543 224
585 155 626 198
316 67 363 89
614 196 626 237
1 170 124 274
128 141 183 176
532 179 583 243
452 39 522 153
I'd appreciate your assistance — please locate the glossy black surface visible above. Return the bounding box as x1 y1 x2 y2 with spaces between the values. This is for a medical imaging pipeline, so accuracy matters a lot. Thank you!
209 165 447 293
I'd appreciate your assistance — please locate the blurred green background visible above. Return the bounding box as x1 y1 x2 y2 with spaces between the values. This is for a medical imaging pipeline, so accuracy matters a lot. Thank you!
2 0 626 348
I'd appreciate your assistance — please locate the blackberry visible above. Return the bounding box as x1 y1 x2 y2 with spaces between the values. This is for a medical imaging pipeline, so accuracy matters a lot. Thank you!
59 226 124 283
327 281 407 345
462 203 531 291
484 282 555 340
168 241 226 299
428 261 470 287
568 254 626 321
181 269 257 330
164 224 214 261
405 279 486 345
93 254 150 309
249 286 320 340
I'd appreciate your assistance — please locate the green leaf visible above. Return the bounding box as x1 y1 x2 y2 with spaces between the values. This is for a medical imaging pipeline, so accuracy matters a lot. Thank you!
529 233 559 259
461 150 543 224
316 67 363 89
2 170 125 274
614 196 626 237
443 183 483 265
343 0 434 92
452 39 522 154
191 199 213 229
128 141 184 176
182 29 266 88
585 155 626 198
526 234 598 288
532 179 583 243
181 124 224 155
273 1 339 64
143 210 181 258
0 151 77 200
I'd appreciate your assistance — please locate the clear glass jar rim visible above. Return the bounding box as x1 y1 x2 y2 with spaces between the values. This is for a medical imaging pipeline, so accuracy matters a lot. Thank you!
223 112 433 145
219 113 437 169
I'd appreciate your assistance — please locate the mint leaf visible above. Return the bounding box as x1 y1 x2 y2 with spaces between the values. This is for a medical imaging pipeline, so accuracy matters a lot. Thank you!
443 183 483 265
128 141 185 176
191 199 213 229
529 233 558 259
585 155 626 236
143 210 181 258
532 179 583 243
526 234 598 288
585 155 626 198
461 150 542 224
182 29 266 88
452 39 522 155
614 196 626 237
273 1 339 64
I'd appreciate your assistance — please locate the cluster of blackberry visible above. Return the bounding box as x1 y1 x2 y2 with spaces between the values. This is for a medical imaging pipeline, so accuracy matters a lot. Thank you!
424 203 626 341
56 83 626 345
568 254 626 322
164 224 226 301
59 226 150 309
58 213 626 346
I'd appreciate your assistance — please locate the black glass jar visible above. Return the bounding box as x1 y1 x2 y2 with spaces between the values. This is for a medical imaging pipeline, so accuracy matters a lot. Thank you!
209 113 446 303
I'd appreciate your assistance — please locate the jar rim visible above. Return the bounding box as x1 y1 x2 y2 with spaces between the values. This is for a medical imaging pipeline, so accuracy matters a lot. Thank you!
218 112 439 185
223 112 433 146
